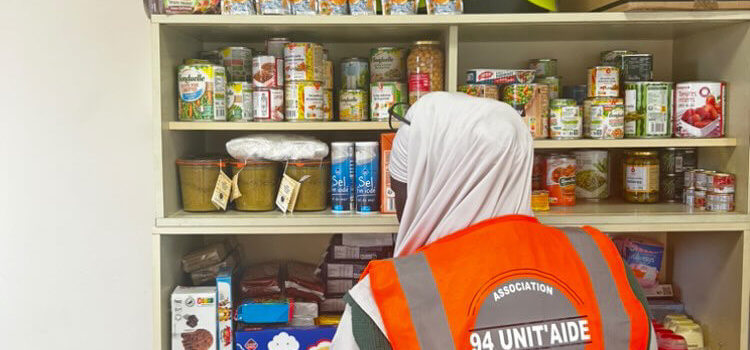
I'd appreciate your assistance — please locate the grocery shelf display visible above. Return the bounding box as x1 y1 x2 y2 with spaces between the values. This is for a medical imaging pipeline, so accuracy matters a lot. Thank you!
151 11 750 350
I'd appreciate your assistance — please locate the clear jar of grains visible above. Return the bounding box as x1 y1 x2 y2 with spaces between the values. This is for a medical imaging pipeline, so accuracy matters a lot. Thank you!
407 41 444 104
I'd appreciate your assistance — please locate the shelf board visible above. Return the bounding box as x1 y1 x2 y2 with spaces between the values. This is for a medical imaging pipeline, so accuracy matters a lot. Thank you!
154 202 749 234
534 138 737 149
168 121 398 131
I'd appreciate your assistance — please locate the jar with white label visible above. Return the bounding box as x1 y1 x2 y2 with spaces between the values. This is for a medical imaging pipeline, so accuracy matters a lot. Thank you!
624 150 659 203
407 41 444 104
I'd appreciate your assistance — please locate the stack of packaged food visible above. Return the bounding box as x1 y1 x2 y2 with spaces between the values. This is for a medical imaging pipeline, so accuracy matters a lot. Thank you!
685 168 736 212
181 241 241 285
157 0 464 15
653 316 705 350
319 234 394 314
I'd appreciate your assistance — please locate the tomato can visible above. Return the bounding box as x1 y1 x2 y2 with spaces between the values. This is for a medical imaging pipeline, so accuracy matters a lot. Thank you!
674 81 726 138
219 46 253 82
502 83 550 139
546 154 576 206
178 64 227 121
588 66 620 98
532 153 546 191
573 150 609 200
531 190 550 211
706 192 735 212
694 189 707 210
285 81 325 121
584 97 625 139
284 43 325 82
339 89 368 121
253 87 284 122
550 99 582 140
529 58 558 78
252 55 283 88
370 82 407 122
695 170 716 191
708 172 735 194
624 81 673 138
226 81 253 122
458 84 499 100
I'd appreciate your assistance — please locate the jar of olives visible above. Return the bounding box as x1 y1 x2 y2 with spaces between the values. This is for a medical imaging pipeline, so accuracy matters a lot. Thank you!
624 150 659 203
407 41 444 104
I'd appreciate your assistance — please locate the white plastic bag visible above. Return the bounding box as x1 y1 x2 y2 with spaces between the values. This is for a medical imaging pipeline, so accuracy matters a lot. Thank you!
226 134 329 161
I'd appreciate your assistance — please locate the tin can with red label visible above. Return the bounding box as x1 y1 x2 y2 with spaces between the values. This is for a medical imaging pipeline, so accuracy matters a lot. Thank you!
694 189 707 210
546 154 576 206
253 87 284 122
708 172 735 194
707 192 735 212
252 55 283 88
695 170 716 191
674 81 726 138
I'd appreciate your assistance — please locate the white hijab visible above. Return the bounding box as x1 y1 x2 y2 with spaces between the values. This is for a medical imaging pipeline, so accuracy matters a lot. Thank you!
389 92 533 257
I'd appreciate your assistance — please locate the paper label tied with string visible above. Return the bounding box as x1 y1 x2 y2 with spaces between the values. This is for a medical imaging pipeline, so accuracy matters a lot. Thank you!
231 172 242 202
211 170 232 210
276 173 301 213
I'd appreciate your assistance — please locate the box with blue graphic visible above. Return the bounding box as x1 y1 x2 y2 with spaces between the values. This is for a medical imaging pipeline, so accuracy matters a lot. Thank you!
235 326 337 350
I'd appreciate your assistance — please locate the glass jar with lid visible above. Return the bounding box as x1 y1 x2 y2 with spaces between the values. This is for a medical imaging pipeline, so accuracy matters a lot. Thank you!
230 159 280 211
623 150 660 203
407 41 444 104
176 157 228 212
286 160 330 212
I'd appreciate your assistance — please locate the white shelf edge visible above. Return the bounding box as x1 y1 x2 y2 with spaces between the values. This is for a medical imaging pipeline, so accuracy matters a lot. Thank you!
534 138 738 148
168 121 398 131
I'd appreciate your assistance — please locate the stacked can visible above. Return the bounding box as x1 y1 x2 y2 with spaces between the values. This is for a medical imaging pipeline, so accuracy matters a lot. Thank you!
684 168 735 212
659 148 697 203
284 42 326 122
340 57 369 121
331 142 355 213
219 46 253 82
370 47 407 122
529 58 560 100
251 53 284 122
584 66 625 139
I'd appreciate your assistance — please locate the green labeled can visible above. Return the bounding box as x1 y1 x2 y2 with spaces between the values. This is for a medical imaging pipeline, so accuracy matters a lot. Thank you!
370 82 406 122
178 64 227 121
226 81 253 122
624 81 673 138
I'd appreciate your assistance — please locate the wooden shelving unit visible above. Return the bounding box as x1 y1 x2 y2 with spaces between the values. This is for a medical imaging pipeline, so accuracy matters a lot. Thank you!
151 11 750 350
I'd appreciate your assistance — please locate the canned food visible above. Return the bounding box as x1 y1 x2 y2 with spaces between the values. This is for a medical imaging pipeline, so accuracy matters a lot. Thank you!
529 58 557 79
661 173 684 203
318 0 348 14
563 84 587 105
199 50 222 65
323 60 334 89
252 55 283 88
425 0 462 14
341 57 369 90
601 50 637 67
466 69 536 85
694 189 707 210
220 46 253 82
178 64 227 121
624 81 673 138
660 148 697 174
573 150 609 200
370 47 406 82
684 188 695 207
226 82 253 122
339 89 368 121
284 43 325 82
382 0 417 14
458 84 499 100
684 168 704 189
546 154 576 206
265 38 290 58
258 0 290 14
323 88 333 121
588 66 620 98
708 173 735 194
253 87 284 122
290 0 317 14
706 192 735 212
531 190 550 211
370 82 407 122
502 84 550 139
674 81 726 138
532 153 546 191
584 97 625 139
550 99 582 140
620 54 654 82
695 170 716 191
285 81 325 121
349 0 376 15
539 76 561 100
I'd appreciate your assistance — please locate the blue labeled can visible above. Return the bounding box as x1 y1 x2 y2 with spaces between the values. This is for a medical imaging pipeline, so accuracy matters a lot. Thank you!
355 141 379 214
331 142 355 213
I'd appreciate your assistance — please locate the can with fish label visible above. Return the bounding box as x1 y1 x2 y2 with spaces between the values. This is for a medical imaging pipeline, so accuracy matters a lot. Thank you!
253 87 284 122
708 172 735 194
707 192 735 212
226 81 253 122
285 81 325 121
178 64 227 121
355 141 379 213
220 46 253 82
331 142 355 213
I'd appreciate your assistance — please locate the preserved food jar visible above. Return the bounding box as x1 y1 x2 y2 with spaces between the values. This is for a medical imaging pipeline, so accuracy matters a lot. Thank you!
286 160 330 211
176 157 228 212
624 150 659 203
230 160 280 211
407 41 444 104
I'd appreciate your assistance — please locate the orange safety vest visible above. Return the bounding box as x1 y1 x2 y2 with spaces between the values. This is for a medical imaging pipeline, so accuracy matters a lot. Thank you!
364 215 650 350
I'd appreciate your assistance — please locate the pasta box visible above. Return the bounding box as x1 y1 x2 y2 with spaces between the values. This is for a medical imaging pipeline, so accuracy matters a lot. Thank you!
235 326 337 350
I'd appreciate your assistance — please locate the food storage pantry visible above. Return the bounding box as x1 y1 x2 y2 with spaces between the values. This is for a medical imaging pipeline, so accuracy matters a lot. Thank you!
150 6 750 350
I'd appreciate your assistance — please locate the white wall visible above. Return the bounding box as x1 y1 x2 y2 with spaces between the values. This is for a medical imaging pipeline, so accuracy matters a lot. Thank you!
1 1 153 349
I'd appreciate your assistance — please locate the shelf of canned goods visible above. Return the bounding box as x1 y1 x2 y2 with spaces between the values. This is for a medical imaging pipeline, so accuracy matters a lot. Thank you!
151 10 750 350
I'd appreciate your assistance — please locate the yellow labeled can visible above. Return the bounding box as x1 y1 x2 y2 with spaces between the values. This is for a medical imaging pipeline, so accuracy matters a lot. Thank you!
285 81 325 121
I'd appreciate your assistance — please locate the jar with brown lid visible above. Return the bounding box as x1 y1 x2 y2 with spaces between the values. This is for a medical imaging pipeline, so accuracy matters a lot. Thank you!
407 41 444 104
624 150 659 203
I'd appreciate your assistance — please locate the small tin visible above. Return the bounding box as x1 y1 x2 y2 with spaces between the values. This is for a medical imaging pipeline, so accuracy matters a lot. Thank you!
708 172 735 194
684 187 695 207
583 97 625 139
620 53 654 82
252 55 283 88
588 66 620 98
284 42 325 82
601 50 637 67
253 87 284 122
285 81 325 121
684 168 704 189
265 38 290 58
342 57 369 90
529 58 558 79
370 82 407 122
339 89 368 121
323 60 334 90
323 88 333 121
219 46 253 82
695 170 716 191
458 84 499 100
226 81 253 122
550 99 582 140
706 192 735 212
694 189 707 210
539 76 561 100
370 47 406 82
661 173 684 203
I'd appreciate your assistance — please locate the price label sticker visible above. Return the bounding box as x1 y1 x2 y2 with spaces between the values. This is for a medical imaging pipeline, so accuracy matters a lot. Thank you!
276 174 301 213
211 170 232 210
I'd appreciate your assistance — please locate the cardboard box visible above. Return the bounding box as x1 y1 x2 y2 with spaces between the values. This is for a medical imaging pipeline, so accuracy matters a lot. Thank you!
380 133 396 213
216 269 234 350
235 327 337 350
171 286 218 350
236 299 291 324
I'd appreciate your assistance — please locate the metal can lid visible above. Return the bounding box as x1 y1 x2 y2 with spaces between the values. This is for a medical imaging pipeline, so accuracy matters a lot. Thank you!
711 172 734 177
342 57 368 62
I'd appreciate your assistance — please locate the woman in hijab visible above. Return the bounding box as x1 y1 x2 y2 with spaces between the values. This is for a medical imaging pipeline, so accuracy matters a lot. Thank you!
331 92 657 350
